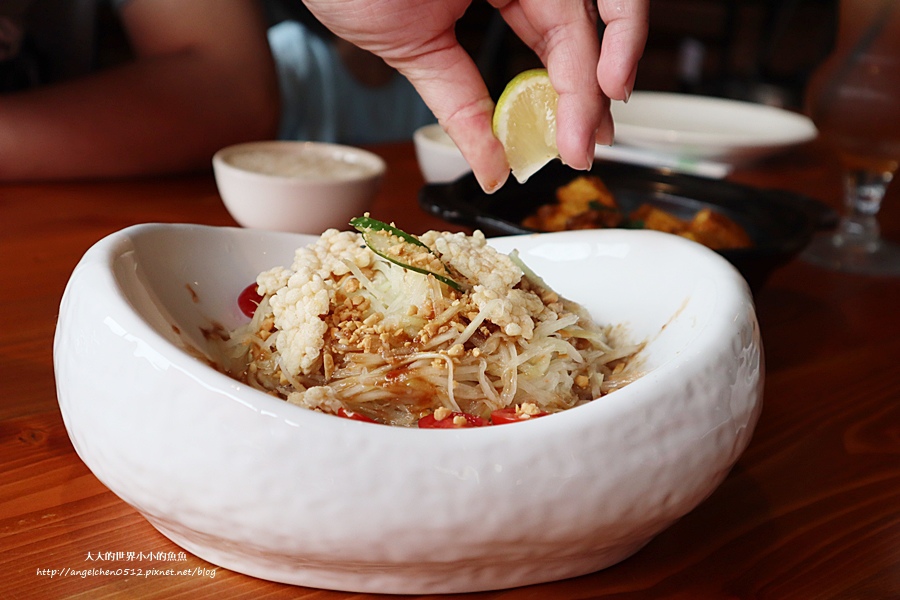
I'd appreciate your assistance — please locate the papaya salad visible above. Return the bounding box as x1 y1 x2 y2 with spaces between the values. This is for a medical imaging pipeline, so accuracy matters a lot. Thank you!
214 216 641 428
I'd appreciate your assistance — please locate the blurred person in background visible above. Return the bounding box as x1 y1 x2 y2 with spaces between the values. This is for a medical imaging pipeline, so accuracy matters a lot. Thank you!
0 0 436 182
0 0 279 181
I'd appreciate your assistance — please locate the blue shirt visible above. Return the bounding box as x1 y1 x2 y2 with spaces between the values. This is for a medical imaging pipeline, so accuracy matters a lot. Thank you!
268 20 435 145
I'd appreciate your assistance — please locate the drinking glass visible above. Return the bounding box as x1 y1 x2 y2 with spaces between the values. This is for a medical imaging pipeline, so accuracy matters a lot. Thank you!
801 0 900 275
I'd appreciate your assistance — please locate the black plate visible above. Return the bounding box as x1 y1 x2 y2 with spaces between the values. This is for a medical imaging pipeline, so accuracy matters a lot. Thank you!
419 161 836 292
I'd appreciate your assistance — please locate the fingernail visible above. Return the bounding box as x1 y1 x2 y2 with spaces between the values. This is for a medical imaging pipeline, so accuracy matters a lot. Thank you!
586 128 598 169
623 66 638 103
596 117 614 147
479 170 508 194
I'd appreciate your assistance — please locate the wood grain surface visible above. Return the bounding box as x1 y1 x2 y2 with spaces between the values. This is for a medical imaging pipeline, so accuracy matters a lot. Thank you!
1 141 898 599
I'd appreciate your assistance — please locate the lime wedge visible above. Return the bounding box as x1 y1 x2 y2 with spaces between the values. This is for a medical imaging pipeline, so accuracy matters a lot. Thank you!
492 68 560 183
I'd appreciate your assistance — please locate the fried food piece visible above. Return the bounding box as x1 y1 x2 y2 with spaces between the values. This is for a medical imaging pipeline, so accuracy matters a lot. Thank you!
522 175 753 250
523 176 622 231
564 209 623 229
523 203 571 231
685 208 752 249
629 205 751 249
629 204 687 234
556 175 617 210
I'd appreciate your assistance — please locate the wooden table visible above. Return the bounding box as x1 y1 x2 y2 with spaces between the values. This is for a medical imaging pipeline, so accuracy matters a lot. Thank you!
2 141 898 599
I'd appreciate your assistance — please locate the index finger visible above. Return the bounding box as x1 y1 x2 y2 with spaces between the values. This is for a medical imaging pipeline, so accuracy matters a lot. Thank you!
394 39 510 194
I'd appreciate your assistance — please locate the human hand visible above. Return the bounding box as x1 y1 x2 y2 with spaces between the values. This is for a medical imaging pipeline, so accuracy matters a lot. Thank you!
301 0 647 192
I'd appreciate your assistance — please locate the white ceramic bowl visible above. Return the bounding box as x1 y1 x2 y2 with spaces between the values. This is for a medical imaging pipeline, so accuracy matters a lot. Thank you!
212 140 385 234
611 91 818 164
413 123 472 183
54 224 763 594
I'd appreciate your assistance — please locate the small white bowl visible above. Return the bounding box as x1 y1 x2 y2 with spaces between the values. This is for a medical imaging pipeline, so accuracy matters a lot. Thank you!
212 141 385 234
413 123 472 183
54 224 763 594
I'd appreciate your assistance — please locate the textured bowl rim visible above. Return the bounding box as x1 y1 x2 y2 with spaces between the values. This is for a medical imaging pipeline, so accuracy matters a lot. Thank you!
72 223 753 441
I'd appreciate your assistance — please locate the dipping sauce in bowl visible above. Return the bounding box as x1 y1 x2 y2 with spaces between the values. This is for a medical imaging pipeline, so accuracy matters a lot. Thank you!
223 143 379 180
213 141 385 234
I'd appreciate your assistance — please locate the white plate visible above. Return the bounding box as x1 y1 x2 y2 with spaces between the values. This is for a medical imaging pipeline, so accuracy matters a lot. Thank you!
610 92 818 164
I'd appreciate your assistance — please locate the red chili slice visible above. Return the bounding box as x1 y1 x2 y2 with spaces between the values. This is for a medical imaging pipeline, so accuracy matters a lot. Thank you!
237 283 263 318
337 408 378 423
490 407 549 425
418 411 489 429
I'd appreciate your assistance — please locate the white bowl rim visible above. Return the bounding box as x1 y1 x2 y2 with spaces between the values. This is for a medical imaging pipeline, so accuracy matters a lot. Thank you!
212 140 386 185
85 222 752 442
